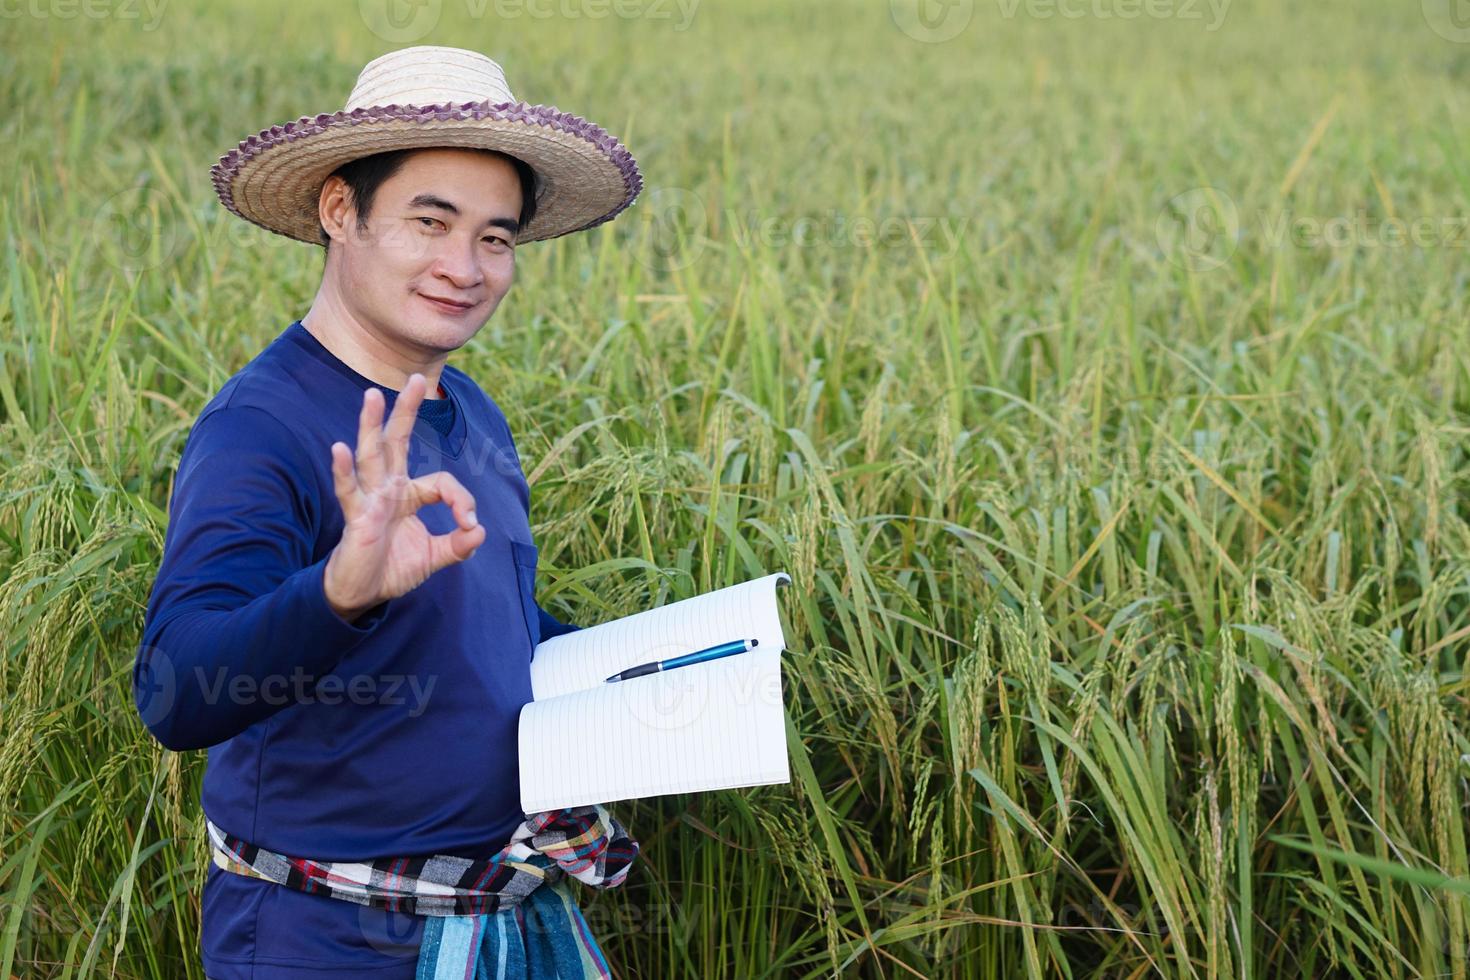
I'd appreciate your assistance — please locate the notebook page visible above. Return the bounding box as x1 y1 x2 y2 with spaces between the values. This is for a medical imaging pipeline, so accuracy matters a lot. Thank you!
528 572 790 701
518 647 790 812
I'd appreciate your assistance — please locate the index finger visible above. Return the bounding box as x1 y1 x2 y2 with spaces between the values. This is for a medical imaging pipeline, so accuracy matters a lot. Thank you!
382 372 427 476
354 386 387 490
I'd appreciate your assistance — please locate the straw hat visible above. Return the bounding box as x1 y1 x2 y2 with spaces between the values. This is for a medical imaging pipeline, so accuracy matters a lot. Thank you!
209 46 642 245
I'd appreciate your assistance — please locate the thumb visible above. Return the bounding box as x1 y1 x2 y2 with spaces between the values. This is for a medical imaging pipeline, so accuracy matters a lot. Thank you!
426 522 487 573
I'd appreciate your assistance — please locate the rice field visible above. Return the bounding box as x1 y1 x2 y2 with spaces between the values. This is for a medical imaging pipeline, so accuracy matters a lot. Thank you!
3 0 1470 976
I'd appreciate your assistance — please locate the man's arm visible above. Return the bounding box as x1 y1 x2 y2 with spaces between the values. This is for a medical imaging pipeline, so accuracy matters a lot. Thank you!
536 602 581 641
133 405 391 752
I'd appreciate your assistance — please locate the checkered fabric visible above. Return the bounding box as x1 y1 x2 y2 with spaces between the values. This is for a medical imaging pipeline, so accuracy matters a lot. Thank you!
208 804 638 978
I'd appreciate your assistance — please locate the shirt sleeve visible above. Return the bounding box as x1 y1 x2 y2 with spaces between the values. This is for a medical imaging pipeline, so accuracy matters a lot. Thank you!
133 404 392 752
536 603 581 641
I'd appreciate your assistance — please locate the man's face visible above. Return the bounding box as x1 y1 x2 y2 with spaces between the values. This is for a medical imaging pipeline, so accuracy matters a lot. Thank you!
322 147 523 355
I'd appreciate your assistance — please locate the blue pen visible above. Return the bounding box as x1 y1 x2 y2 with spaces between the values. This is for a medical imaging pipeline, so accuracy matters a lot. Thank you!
604 638 759 683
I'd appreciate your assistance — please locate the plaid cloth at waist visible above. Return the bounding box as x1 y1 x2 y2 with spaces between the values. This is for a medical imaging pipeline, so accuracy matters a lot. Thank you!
207 804 638 979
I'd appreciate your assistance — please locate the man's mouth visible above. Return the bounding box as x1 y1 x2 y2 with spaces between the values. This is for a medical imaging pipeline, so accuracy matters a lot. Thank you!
420 293 475 314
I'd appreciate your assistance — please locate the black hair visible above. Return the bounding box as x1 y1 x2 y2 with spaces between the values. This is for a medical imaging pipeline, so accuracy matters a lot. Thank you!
316 147 539 250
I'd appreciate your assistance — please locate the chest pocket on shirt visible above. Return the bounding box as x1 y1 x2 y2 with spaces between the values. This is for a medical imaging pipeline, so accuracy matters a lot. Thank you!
511 540 541 651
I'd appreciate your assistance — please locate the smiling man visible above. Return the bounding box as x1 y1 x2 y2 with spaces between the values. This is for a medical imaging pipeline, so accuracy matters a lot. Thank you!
132 46 642 979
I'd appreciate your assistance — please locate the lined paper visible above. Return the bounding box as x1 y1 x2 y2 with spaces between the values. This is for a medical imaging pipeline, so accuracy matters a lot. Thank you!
517 572 792 812
528 572 791 701
519 648 789 811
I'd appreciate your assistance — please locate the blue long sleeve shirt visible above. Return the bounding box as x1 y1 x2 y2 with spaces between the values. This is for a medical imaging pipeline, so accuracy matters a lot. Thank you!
133 319 578 978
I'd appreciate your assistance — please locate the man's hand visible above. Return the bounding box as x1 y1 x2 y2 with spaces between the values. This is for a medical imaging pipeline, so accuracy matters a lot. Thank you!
323 373 486 622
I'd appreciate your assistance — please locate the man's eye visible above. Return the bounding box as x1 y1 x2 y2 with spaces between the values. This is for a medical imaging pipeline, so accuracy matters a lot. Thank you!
417 217 442 229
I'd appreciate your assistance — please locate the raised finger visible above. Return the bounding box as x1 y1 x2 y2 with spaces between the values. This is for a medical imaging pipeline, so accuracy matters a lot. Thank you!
382 373 427 477
329 441 362 522
355 387 387 490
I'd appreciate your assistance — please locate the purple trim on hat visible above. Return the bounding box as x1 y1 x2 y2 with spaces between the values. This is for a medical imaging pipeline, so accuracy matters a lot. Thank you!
208 100 642 241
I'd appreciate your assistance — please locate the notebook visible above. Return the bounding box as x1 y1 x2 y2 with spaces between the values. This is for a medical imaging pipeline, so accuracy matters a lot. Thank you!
517 571 792 812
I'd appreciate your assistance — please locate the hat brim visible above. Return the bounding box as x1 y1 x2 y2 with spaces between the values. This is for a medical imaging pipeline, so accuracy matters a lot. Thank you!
209 100 642 245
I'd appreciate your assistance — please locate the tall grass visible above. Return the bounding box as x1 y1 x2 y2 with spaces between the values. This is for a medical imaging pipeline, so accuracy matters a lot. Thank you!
2 0 1470 976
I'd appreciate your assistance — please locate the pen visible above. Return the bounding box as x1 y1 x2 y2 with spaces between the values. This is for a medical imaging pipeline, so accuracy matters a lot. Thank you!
604 638 760 683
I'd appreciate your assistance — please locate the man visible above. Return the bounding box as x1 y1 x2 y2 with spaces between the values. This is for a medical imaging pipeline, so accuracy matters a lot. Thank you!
132 45 642 979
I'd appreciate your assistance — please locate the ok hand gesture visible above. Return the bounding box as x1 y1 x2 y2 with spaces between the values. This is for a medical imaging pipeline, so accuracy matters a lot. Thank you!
323 373 486 621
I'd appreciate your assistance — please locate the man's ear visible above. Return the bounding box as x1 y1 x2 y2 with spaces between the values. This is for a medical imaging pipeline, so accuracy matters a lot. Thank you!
318 176 354 246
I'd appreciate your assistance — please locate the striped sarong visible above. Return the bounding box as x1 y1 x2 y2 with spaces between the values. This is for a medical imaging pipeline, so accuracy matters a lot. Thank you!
207 804 638 978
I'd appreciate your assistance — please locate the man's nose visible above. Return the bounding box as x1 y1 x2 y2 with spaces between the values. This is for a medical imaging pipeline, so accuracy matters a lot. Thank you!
431 234 482 286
